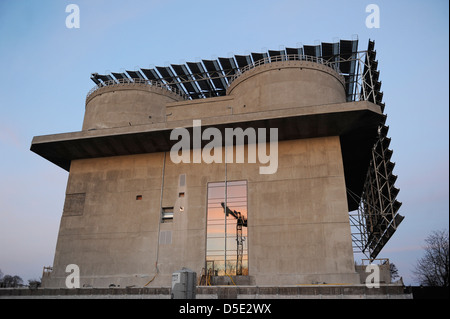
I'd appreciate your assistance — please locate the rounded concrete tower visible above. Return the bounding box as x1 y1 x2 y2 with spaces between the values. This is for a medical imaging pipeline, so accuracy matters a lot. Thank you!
83 81 185 130
227 59 346 113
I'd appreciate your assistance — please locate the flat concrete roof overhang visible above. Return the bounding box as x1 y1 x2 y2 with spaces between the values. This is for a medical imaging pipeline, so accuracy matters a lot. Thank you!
31 101 384 211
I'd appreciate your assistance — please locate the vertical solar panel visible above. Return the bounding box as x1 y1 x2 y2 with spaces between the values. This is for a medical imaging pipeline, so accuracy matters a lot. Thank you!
202 59 228 95
126 70 145 81
321 42 339 63
171 64 202 99
218 57 238 83
141 68 161 82
303 45 321 57
186 62 216 97
285 47 303 60
156 66 187 96
251 52 268 63
234 55 252 69
268 50 286 61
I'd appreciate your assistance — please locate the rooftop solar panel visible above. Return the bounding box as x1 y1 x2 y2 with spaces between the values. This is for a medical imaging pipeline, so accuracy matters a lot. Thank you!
156 66 186 95
321 42 339 62
218 57 238 82
285 47 302 55
339 40 358 74
186 62 216 96
111 72 128 81
303 45 320 57
285 47 303 60
171 64 201 99
94 74 113 83
141 68 161 81
268 49 285 58
90 74 101 85
234 55 252 68
91 39 369 103
126 70 145 81
202 59 227 92
218 57 237 71
251 52 268 63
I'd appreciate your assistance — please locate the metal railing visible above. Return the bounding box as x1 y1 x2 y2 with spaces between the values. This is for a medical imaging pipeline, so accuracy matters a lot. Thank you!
85 51 381 105
86 78 189 102
228 54 342 86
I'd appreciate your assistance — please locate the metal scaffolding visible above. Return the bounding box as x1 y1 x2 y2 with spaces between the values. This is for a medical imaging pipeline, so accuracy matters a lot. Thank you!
348 124 403 260
344 40 403 260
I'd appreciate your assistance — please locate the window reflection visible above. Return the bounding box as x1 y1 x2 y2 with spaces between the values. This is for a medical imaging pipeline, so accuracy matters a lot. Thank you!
206 181 248 276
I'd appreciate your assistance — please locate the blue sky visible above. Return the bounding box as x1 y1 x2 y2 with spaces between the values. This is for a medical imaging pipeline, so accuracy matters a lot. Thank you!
0 0 448 285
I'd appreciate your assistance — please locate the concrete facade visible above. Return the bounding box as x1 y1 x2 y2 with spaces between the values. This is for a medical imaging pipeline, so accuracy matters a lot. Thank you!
32 59 385 288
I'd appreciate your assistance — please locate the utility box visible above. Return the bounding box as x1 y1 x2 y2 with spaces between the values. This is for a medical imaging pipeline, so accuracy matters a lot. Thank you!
171 268 197 299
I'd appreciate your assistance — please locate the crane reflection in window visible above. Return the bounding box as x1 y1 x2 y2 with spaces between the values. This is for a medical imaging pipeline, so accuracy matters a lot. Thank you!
206 181 248 276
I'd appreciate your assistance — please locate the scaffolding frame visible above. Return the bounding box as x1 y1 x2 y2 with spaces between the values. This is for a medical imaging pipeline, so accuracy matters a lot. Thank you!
348 125 403 260
342 42 403 260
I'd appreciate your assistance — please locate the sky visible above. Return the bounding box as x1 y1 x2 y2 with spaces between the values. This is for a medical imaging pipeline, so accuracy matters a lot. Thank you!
0 0 448 286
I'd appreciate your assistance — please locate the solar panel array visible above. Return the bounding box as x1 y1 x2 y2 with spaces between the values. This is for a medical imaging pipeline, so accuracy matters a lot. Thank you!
90 39 360 101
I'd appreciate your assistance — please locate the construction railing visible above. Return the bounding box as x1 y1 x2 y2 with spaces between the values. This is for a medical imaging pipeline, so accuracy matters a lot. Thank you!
227 54 342 86
86 78 189 102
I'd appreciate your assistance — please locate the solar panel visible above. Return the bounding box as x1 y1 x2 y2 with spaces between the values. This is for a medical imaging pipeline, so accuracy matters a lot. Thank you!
111 72 128 81
251 52 268 63
92 73 114 84
218 57 237 72
268 50 285 61
171 64 201 99
285 47 303 55
202 59 227 94
90 73 101 85
187 61 216 96
285 47 303 60
156 66 186 95
218 57 238 82
303 45 320 57
141 68 161 81
338 40 358 101
321 42 339 62
126 70 145 81
339 39 358 74
234 55 252 68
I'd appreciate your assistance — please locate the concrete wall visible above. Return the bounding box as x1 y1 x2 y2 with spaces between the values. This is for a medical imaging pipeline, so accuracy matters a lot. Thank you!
83 84 183 130
228 61 346 114
44 59 360 287
46 137 358 288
